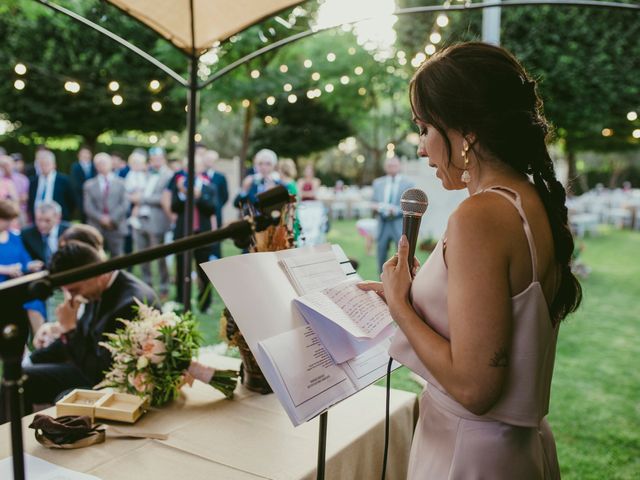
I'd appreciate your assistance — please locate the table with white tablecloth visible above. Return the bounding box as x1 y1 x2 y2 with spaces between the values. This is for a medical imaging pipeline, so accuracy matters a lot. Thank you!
1 355 418 480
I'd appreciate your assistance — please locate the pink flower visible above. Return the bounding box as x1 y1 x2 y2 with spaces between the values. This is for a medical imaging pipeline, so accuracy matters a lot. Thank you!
142 338 166 364
129 372 149 393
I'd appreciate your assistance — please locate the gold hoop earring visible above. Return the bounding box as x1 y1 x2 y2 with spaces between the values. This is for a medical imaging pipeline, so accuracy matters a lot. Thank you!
461 142 471 183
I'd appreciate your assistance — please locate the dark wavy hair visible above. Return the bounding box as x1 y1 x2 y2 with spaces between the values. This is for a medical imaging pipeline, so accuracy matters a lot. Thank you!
410 42 581 324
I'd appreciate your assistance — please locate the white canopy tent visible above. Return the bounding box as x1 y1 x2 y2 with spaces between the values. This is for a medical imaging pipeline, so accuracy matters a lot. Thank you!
106 0 305 54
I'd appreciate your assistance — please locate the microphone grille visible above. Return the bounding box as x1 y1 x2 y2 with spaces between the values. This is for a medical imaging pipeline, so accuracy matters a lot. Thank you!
401 188 428 216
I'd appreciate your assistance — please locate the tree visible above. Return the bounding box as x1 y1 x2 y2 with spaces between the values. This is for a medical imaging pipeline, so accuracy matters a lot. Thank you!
500 4 640 186
252 96 352 159
0 1 186 148
395 1 640 186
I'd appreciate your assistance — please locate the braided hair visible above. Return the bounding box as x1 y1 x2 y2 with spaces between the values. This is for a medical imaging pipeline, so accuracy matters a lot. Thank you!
410 42 581 324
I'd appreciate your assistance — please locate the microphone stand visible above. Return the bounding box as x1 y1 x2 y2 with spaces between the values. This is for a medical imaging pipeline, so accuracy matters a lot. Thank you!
0 187 290 480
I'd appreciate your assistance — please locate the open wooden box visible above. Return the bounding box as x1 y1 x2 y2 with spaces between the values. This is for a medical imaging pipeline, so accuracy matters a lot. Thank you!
56 390 146 423
94 392 146 423
56 390 105 419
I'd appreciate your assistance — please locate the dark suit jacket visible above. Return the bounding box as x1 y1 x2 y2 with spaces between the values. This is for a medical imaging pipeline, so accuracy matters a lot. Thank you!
28 173 76 221
70 161 96 212
21 221 70 263
208 170 229 226
30 271 159 385
170 174 218 238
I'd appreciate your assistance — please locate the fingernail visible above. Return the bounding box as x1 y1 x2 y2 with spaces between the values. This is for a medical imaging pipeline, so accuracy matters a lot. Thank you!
399 235 408 247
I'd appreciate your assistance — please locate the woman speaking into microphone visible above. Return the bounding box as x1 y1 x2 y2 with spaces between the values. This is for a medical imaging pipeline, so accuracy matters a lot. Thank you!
359 42 581 479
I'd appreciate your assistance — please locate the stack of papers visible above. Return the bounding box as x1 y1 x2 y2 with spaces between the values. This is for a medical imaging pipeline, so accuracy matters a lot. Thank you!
201 244 399 426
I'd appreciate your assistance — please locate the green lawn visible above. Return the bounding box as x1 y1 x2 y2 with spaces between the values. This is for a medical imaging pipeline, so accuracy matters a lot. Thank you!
200 221 639 479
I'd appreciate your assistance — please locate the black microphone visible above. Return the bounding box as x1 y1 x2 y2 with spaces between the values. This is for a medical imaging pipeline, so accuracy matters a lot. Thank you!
400 188 429 269
254 184 291 214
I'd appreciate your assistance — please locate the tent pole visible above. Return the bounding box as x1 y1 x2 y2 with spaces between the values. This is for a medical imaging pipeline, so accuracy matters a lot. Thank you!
182 54 198 311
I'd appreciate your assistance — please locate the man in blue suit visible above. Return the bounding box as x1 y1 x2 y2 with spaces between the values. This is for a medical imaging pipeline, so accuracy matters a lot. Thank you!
28 150 76 222
203 149 229 259
70 146 96 221
371 156 414 273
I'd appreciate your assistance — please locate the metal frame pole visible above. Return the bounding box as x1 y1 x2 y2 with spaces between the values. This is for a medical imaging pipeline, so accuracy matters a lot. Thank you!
182 0 198 311
483 0 503 45
317 411 328 480
182 53 198 311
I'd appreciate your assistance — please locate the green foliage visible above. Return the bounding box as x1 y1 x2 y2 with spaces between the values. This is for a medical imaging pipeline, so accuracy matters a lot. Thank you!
501 4 640 152
394 1 640 154
252 96 352 159
201 26 413 170
0 1 186 144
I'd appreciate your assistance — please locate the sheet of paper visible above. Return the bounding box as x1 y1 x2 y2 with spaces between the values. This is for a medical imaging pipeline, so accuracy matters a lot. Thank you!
280 250 347 295
0 454 100 480
258 325 350 407
298 279 393 339
342 339 402 389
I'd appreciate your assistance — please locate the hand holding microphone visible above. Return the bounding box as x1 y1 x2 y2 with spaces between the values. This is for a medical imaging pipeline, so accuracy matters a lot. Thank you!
358 188 428 303
400 188 429 270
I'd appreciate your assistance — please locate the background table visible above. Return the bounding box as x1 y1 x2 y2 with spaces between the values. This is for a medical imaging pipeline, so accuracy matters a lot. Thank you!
1 355 418 480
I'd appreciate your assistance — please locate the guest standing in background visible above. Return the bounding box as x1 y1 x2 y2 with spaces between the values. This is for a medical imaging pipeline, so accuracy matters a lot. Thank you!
170 155 218 311
28 149 75 222
0 154 28 225
297 164 321 201
234 149 282 208
202 149 228 260
0 199 46 333
83 153 129 257
112 151 129 178
371 155 414 273
134 147 173 300
123 150 148 258
70 146 96 221
124 150 148 230
278 159 298 197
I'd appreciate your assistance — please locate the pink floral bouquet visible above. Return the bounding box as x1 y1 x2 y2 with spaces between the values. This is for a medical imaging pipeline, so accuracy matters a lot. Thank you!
98 300 238 406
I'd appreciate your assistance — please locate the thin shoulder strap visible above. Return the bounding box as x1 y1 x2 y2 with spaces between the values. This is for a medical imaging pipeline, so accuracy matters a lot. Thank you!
480 186 538 283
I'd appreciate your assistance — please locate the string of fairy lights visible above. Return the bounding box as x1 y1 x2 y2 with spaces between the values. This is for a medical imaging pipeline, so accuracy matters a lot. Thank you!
12 62 167 113
9 0 640 143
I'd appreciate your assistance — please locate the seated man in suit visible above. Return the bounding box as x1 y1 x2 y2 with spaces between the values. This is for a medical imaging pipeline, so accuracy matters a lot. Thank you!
20 200 70 266
0 241 158 421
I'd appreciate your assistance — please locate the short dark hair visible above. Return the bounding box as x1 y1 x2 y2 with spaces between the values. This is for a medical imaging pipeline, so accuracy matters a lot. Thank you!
0 199 19 220
58 224 104 251
50 241 103 274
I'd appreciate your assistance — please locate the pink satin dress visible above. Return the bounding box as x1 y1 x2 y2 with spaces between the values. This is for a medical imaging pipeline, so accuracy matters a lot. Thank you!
390 186 561 479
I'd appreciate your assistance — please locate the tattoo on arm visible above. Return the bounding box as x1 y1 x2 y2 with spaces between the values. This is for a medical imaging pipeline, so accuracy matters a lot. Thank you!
489 348 509 368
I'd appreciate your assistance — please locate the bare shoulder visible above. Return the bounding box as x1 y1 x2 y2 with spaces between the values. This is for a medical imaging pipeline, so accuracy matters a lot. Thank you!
447 192 520 242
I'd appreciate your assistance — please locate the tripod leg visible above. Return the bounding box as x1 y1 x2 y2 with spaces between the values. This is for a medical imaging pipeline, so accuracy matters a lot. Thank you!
4 379 24 480
2 320 28 480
